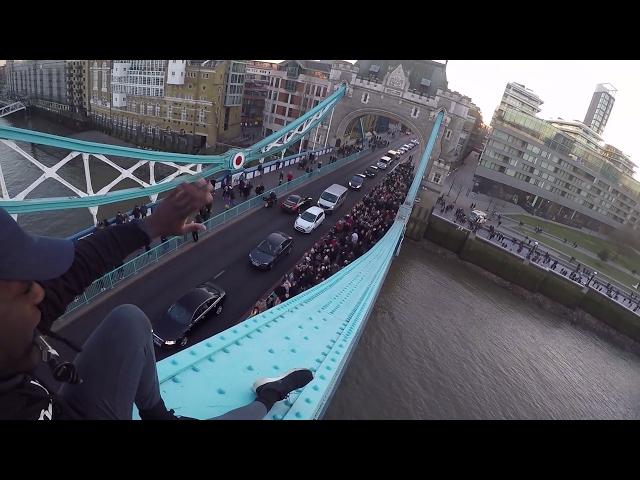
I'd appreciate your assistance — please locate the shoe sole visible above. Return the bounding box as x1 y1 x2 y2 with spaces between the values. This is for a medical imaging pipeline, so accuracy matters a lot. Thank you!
252 368 313 395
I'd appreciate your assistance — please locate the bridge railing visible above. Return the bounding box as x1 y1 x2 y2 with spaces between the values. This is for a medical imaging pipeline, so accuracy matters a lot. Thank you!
66 146 334 242
59 149 367 319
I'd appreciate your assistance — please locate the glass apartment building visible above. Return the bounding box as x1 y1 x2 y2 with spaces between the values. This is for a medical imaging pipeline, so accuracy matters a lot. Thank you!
475 103 640 233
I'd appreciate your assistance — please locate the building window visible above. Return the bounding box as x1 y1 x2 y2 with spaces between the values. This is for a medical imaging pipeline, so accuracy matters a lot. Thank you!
155 104 160 116
361 92 369 104
445 129 452 140
181 106 187 121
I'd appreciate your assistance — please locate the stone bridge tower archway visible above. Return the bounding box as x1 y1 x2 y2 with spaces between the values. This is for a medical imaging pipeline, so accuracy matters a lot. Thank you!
326 60 474 192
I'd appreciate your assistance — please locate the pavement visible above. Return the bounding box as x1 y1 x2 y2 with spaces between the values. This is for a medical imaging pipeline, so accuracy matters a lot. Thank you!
432 204 640 314
501 217 639 279
57 133 418 363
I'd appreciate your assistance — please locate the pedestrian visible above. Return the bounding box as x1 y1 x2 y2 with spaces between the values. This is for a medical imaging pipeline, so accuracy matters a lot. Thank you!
140 204 148 219
132 205 141 220
192 213 203 242
279 170 284 185
287 171 293 183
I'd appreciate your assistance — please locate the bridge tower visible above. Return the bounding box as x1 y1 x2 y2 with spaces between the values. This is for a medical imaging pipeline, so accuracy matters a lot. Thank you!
327 60 475 193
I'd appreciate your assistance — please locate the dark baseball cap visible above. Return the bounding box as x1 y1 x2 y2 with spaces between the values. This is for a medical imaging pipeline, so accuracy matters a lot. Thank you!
0 208 75 281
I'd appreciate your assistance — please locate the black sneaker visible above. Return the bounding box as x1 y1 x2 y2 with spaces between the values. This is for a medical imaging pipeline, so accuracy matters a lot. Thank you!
252 368 314 401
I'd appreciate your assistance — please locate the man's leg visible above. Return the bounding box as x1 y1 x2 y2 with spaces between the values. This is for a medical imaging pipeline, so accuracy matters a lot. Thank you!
210 369 313 420
59 304 164 420
209 400 267 420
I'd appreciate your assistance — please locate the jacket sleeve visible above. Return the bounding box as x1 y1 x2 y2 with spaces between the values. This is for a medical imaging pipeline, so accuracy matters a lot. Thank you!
37 222 151 330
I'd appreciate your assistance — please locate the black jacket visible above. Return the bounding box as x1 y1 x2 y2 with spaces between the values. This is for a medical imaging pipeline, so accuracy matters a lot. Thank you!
0 221 150 420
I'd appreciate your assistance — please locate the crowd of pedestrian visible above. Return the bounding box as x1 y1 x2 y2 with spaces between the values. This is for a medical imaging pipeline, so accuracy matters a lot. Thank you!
249 162 415 315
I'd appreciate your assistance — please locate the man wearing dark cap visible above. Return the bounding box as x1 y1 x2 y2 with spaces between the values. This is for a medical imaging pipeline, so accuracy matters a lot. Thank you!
0 179 312 420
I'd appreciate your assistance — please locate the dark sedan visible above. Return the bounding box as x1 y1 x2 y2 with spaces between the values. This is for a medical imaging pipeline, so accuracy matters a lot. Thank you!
364 166 378 177
152 282 226 348
249 231 293 270
348 174 366 190
281 194 313 214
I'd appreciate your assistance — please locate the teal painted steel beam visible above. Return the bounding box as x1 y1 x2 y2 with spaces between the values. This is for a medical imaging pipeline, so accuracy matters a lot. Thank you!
0 85 345 164
137 110 445 420
0 85 346 214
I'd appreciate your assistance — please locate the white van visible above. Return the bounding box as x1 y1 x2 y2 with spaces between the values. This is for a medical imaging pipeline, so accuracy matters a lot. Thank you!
377 156 392 170
387 150 400 160
318 184 348 214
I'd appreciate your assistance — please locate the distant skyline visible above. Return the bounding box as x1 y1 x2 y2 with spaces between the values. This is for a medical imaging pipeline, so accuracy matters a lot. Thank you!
446 61 640 179
3 59 639 179
271 60 640 179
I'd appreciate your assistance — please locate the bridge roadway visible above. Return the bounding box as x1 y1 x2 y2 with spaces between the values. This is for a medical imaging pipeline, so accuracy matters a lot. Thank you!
57 135 417 362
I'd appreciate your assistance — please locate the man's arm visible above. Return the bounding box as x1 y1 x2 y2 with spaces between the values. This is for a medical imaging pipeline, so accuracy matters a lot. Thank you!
37 222 151 329
37 179 213 330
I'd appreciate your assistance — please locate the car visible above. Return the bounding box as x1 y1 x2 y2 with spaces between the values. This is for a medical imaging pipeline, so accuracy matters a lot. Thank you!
403 144 412 150
348 174 366 190
469 209 488 224
294 206 326 234
249 231 293 270
364 166 378 177
152 282 226 348
411 139 419 145
377 158 390 170
317 184 348 213
387 150 400 160
397 148 406 154
280 194 313 214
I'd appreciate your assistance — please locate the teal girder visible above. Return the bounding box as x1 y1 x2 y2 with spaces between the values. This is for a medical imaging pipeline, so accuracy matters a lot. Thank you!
134 110 445 420
0 84 345 214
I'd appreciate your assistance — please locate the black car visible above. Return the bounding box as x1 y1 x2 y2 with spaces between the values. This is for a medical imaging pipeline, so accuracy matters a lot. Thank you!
364 166 378 177
152 282 226 348
281 194 313 214
348 174 366 190
249 231 293 270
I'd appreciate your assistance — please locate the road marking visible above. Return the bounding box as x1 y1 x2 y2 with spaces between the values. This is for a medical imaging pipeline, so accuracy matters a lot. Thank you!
214 270 225 279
